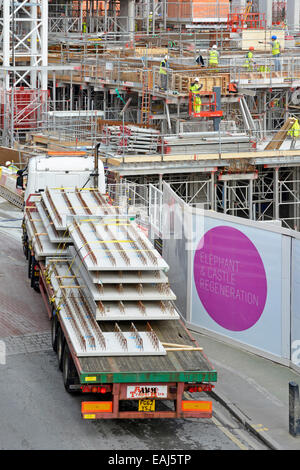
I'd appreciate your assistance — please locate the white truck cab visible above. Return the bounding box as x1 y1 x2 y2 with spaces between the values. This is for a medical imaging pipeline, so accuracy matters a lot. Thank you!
25 153 106 202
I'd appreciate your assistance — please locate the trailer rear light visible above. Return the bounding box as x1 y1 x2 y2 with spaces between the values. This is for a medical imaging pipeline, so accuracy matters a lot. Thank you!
82 401 112 413
187 384 214 393
182 401 212 412
81 385 111 394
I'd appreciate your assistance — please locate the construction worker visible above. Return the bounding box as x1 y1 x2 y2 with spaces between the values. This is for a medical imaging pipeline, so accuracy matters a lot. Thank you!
82 20 87 33
271 35 281 72
196 51 205 67
5 161 19 173
16 169 26 191
244 46 255 71
159 54 169 91
149 11 153 32
190 78 203 114
208 45 219 70
288 118 300 149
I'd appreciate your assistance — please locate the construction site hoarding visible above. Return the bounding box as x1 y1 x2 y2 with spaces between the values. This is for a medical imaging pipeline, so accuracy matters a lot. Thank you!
162 183 300 368
190 215 285 359
291 238 300 369
161 182 190 319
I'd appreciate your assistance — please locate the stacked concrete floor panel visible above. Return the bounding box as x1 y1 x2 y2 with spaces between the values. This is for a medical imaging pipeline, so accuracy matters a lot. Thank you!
25 187 178 358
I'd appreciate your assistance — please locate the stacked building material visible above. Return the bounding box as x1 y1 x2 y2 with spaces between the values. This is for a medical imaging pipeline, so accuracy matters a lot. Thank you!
100 124 160 155
171 73 230 95
158 132 251 154
25 187 178 358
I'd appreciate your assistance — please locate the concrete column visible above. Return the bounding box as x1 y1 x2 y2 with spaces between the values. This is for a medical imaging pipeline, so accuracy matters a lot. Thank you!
103 90 107 118
62 86 66 111
223 182 227 214
53 73 56 112
70 84 73 111
230 0 247 12
258 0 273 28
119 0 135 39
286 0 300 31
213 86 221 132
249 179 253 220
128 0 135 38
159 174 163 192
87 86 92 110
210 171 215 211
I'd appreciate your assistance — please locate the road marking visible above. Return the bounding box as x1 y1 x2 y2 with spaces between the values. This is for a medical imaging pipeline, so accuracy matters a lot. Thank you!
211 416 248 450
211 405 265 450
183 392 249 450
253 423 269 432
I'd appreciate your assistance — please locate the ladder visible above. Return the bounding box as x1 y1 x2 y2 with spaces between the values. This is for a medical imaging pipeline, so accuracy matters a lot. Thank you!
244 1 253 21
141 69 151 125
264 117 297 151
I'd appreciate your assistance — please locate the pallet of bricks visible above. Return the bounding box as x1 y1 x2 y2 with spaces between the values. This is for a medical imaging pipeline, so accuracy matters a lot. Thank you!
172 71 229 95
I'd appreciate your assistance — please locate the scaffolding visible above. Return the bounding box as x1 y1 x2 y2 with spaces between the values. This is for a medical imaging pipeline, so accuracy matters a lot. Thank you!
2 0 300 234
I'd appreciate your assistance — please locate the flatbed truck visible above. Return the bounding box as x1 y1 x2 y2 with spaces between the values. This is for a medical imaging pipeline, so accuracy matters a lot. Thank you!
20 154 217 420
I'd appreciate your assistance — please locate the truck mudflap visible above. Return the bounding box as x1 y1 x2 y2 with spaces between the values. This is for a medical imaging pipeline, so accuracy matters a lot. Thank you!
81 383 213 419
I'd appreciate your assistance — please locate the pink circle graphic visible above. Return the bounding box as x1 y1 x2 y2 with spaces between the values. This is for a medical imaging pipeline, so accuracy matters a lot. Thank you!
194 226 267 331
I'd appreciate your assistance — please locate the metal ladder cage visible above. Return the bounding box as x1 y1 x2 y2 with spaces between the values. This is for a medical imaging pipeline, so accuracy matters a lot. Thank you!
188 91 223 118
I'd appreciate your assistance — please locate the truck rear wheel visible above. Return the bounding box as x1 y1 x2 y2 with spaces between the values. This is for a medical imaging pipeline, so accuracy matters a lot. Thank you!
63 344 79 394
30 256 40 293
51 315 58 352
23 237 28 260
57 326 65 371
30 268 40 292
28 252 32 279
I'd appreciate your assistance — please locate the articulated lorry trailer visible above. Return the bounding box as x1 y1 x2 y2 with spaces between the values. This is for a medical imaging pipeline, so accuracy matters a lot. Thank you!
21 152 217 420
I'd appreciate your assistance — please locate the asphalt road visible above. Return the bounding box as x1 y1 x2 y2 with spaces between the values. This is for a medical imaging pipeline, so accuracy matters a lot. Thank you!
0 198 266 451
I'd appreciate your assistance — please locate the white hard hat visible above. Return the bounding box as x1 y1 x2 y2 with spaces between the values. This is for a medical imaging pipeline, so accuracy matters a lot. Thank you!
195 77 200 82
212 45 217 49
5 161 11 167
165 54 169 59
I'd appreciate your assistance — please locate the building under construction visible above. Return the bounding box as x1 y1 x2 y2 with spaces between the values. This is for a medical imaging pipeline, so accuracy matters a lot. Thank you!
1 0 300 230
